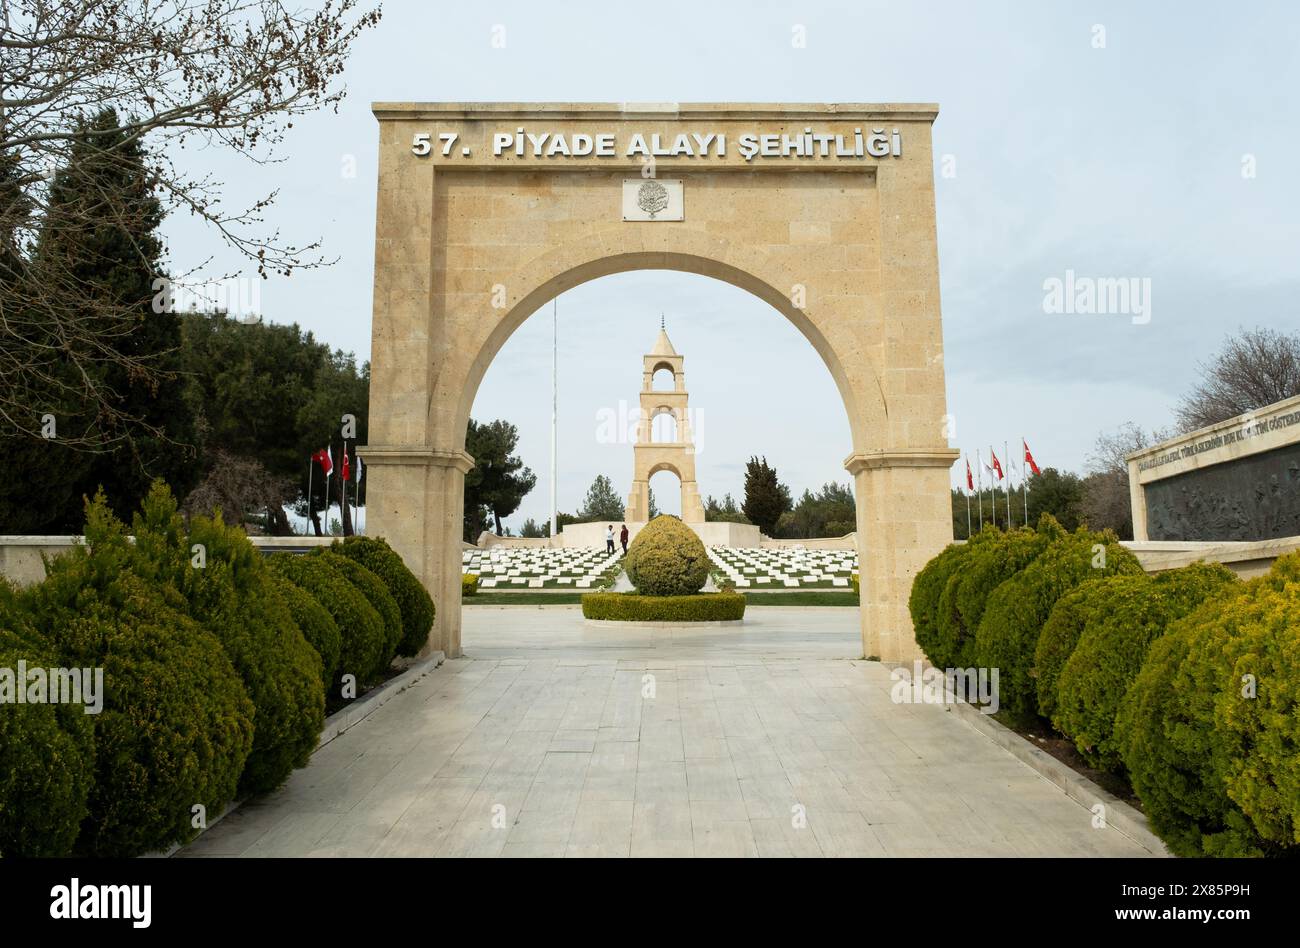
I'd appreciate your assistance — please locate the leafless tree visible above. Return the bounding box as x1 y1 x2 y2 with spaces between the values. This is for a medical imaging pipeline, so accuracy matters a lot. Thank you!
1175 327 1300 432
182 449 293 533
1078 423 1171 540
0 0 381 446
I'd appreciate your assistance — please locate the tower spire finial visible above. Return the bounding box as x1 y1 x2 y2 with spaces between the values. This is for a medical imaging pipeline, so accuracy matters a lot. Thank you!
660 312 665 331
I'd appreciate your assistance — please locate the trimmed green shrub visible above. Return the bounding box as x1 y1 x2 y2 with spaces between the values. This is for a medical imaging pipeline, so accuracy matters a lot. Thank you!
908 542 970 664
936 526 1052 670
0 625 95 857
317 551 402 665
271 573 340 685
1032 581 1098 722
1207 553 1300 851
851 573 859 597
582 591 746 621
334 537 434 655
624 515 709 596
1115 591 1265 856
462 573 479 597
130 484 325 797
974 522 1141 720
22 493 254 856
1051 563 1239 770
267 552 388 689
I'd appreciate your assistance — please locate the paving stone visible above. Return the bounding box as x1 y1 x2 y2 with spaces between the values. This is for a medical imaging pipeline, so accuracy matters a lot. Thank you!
179 609 1158 859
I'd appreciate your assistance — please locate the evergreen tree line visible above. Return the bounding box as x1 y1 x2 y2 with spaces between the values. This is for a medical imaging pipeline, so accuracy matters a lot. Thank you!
0 108 368 535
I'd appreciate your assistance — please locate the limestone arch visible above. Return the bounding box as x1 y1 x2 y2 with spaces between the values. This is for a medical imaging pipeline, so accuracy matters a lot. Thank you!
362 103 960 665
448 233 884 455
649 407 679 443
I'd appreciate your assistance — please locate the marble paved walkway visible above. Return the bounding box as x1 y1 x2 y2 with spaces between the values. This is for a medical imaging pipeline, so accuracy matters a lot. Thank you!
178 607 1154 857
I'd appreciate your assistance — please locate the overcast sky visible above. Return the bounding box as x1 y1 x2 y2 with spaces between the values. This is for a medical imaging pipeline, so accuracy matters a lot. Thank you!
161 0 1300 531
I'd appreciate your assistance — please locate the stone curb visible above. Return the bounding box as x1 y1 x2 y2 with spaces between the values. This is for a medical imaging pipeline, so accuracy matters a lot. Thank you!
949 698 1170 857
151 650 446 858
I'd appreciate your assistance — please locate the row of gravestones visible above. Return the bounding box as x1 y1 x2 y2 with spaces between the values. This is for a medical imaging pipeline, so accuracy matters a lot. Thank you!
461 547 622 588
707 546 856 588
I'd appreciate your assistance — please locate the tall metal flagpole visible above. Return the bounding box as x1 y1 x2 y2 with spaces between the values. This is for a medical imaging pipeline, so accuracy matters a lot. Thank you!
965 457 972 539
1005 439 1012 528
1022 437 1029 525
976 448 984 528
306 458 313 537
549 296 558 541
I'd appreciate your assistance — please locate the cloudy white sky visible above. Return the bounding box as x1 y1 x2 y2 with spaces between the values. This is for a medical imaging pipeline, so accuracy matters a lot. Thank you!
163 0 1300 531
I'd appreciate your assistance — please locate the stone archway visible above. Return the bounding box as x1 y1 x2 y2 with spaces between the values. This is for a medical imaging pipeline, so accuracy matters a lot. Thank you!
361 103 959 661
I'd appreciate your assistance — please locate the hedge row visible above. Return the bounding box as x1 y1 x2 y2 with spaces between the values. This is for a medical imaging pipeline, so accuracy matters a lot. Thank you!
331 536 434 656
0 483 435 857
909 515 1300 857
582 591 746 621
1050 563 1238 770
1116 554 1300 856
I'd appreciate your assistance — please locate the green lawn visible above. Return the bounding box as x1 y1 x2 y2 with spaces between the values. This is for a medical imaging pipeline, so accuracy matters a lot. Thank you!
465 591 860 607
741 591 859 607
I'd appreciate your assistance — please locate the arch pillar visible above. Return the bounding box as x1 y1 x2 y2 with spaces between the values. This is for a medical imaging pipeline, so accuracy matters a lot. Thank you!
847 449 960 662
359 445 473 659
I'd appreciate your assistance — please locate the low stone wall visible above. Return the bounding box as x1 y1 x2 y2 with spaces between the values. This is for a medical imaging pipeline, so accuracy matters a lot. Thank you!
0 534 334 587
760 533 856 550
1122 536 1300 580
479 519 765 550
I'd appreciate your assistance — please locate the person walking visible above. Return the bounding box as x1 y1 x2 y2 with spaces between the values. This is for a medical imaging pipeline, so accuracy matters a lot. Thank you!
605 525 616 554
619 523 629 555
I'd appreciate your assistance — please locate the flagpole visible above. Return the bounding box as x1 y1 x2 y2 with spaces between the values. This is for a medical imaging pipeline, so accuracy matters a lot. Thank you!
976 448 984 528
1005 439 1011 528
549 296 558 541
306 458 313 537
1022 437 1029 526
965 461 971 540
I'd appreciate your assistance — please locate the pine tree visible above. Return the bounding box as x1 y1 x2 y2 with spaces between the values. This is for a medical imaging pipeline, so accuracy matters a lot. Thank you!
0 151 95 530
742 456 791 537
580 474 626 521
35 108 198 519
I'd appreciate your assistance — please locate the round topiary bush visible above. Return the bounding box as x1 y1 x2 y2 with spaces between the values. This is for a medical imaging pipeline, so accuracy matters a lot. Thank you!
908 542 970 664
936 526 1052 670
0 624 95 857
317 550 402 666
1115 592 1265 857
267 552 388 691
974 524 1142 721
1051 563 1239 771
624 516 709 596
271 573 341 685
24 495 255 856
333 537 435 656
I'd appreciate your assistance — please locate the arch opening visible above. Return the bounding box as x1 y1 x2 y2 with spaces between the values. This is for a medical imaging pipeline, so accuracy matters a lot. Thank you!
454 249 878 454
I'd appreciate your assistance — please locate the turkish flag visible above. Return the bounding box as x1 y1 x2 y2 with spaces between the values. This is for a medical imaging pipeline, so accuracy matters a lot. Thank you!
1023 440 1040 476
312 448 332 476
965 457 974 491
341 450 351 482
990 448 1004 481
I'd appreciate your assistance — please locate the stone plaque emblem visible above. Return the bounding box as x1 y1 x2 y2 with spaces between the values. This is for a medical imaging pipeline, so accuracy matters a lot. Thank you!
637 180 669 217
622 179 684 221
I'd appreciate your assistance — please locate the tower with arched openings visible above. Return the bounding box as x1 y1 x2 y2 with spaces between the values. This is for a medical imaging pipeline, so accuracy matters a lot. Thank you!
626 322 706 523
